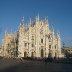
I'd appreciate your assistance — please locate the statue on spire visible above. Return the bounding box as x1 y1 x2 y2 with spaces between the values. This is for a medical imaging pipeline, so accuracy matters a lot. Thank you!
57 30 60 37
18 16 24 33
45 16 48 24
21 16 24 25
30 17 31 25
52 25 54 32
28 17 31 28
4 30 8 39
36 14 40 22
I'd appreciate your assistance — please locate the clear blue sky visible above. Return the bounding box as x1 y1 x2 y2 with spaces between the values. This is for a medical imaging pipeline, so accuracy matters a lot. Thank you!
0 0 72 47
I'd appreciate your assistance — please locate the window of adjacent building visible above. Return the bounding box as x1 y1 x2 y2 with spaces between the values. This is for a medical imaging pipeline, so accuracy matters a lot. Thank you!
41 39 43 43
49 45 51 49
25 43 27 47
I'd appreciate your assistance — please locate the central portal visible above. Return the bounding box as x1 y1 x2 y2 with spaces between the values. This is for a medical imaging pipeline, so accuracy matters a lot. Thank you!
41 49 44 58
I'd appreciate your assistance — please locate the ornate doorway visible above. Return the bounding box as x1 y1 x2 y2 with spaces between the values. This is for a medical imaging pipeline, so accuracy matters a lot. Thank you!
24 52 27 58
41 49 44 58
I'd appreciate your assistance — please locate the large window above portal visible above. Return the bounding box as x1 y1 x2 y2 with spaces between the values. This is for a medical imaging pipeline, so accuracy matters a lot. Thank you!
41 39 43 43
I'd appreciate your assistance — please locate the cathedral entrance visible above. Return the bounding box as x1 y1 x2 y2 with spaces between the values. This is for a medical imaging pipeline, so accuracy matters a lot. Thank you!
41 49 44 58
31 52 34 58
48 52 52 58
24 52 27 58
55 52 57 58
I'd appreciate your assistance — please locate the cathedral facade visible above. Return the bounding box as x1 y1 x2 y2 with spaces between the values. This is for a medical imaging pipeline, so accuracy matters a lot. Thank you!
1 15 62 58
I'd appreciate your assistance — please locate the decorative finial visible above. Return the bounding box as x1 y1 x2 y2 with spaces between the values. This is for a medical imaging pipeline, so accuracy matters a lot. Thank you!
4 30 7 37
37 13 39 21
22 16 24 22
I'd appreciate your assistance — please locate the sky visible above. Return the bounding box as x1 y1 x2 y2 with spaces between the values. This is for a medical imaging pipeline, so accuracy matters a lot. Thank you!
0 0 72 47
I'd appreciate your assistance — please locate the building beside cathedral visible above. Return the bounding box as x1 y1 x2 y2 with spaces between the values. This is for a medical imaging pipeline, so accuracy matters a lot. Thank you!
1 15 62 58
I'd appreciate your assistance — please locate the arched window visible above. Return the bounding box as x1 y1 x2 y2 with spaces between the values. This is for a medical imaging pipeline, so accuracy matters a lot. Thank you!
25 43 27 47
32 44 34 47
49 45 51 49
41 39 43 43
55 45 56 49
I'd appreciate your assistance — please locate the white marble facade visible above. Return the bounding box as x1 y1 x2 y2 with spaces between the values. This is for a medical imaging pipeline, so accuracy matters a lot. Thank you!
2 15 62 58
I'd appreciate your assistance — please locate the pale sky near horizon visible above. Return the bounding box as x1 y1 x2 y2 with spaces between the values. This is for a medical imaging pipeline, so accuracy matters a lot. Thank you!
0 0 72 47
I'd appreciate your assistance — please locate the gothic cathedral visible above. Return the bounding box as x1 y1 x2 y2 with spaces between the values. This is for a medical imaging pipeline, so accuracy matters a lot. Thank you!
1 15 62 58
